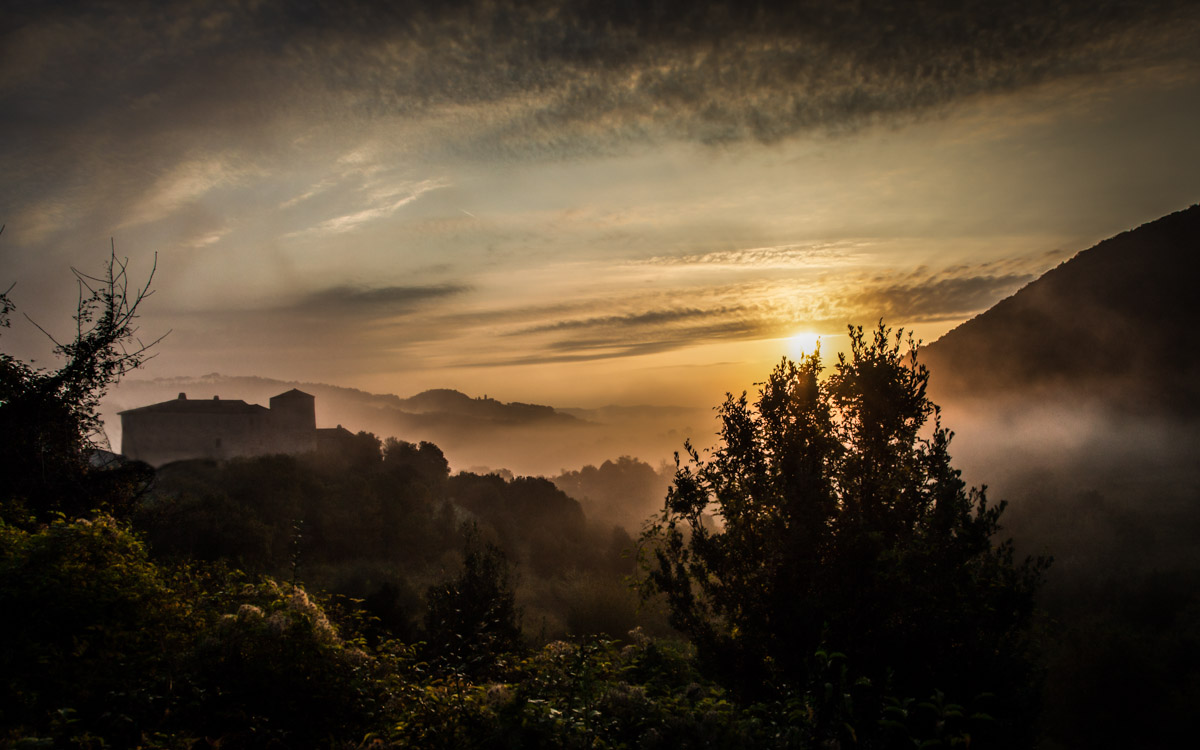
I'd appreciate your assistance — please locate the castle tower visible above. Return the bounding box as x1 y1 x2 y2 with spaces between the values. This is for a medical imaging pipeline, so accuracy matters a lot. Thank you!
269 389 315 430
267 389 317 453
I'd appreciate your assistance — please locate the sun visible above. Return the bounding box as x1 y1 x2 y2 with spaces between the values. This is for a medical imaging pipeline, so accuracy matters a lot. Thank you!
786 331 821 359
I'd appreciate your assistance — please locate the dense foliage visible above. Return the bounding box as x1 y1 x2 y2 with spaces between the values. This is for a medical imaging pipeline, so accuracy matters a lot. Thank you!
133 444 639 643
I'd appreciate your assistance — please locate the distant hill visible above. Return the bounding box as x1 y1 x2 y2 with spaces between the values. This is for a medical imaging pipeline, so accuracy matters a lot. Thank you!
108 375 576 426
921 204 1200 417
398 388 565 423
101 375 706 477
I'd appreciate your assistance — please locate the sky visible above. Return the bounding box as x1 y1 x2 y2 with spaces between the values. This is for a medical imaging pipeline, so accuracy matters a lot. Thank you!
3 0 1199 410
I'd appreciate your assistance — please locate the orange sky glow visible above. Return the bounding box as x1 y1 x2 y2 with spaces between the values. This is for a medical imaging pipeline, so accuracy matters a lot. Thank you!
2 1 1198 416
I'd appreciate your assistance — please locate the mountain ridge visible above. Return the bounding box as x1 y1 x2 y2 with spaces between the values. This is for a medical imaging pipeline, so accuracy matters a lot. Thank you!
921 203 1200 416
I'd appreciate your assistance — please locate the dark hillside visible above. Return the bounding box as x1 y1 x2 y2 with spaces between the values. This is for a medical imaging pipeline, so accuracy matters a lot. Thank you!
922 204 1200 416
918 205 1200 749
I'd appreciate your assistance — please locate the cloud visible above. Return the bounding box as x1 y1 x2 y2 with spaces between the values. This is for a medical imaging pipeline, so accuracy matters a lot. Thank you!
2 0 1195 277
290 283 470 317
467 317 774 368
119 158 244 229
157 281 473 377
4 0 1193 388
287 178 449 237
633 242 869 270
511 306 751 335
849 270 1035 323
445 286 805 367
439 256 1043 367
4 0 1198 171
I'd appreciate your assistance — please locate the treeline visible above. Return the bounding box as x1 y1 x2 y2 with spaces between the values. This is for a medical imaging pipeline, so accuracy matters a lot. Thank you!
1 260 1049 748
135 436 647 643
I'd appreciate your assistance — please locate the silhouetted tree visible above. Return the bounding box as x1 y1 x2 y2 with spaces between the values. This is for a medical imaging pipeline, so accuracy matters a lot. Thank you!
641 323 1048 745
383 437 450 494
0 249 162 526
319 429 383 470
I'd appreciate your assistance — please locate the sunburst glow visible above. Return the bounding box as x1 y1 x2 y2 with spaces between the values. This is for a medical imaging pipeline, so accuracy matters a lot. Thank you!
786 331 821 359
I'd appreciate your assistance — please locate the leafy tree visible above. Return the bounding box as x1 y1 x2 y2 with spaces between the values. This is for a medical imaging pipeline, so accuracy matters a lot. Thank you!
316 428 383 470
183 578 389 747
383 437 450 493
0 516 393 748
640 323 1048 744
0 249 162 525
423 527 524 676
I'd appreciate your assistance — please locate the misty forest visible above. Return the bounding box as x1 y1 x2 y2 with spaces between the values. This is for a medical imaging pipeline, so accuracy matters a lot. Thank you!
2 206 1198 749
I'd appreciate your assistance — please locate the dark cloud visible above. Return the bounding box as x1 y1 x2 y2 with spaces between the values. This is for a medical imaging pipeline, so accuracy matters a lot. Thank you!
1 0 1195 265
158 282 471 374
511 306 749 335
290 283 469 316
546 318 766 352
851 271 1034 323
4 0 1198 167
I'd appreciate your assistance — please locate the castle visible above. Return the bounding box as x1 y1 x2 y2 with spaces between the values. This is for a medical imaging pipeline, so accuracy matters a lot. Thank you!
119 389 351 466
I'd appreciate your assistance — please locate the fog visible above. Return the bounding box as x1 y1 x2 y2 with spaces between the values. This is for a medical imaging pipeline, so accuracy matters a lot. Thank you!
101 374 711 482
929 388 1200 746
937 393 1200 567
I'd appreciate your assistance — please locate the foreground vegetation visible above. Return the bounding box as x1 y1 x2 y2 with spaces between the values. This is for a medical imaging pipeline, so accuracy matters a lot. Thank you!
1 258 1048 748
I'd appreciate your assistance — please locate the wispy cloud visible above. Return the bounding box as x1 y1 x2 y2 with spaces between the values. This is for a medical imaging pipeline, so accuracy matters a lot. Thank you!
286 178 449 237
633 242 869 269
464 317 776 368
436 256 1042 367
119 158 245 229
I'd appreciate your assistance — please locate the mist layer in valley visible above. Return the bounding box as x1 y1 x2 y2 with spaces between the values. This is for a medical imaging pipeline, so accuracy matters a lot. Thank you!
103 376 708 479
922 205 1200 576
921 205 1200 747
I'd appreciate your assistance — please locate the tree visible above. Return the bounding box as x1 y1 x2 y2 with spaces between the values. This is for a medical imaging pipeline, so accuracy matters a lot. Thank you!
423 526 524 677
0 248 163 525
383 437 450 494
640 323 1048 743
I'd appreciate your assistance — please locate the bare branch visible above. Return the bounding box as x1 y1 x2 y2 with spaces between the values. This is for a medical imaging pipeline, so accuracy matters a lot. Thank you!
22 313 65 348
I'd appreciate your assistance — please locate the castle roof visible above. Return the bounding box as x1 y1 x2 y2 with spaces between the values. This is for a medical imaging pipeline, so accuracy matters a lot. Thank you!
119 393 268 416
271 388 314 400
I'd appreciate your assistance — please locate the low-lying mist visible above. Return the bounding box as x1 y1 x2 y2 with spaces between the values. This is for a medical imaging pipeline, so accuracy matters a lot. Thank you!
934 389 1200 747
938 393 1200 572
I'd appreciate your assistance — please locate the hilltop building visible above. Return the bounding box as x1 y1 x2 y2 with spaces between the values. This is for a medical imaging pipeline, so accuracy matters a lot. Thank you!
119 389 352 466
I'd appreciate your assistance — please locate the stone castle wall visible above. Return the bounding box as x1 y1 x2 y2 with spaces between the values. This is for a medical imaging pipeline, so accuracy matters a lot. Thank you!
120 390 319 467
